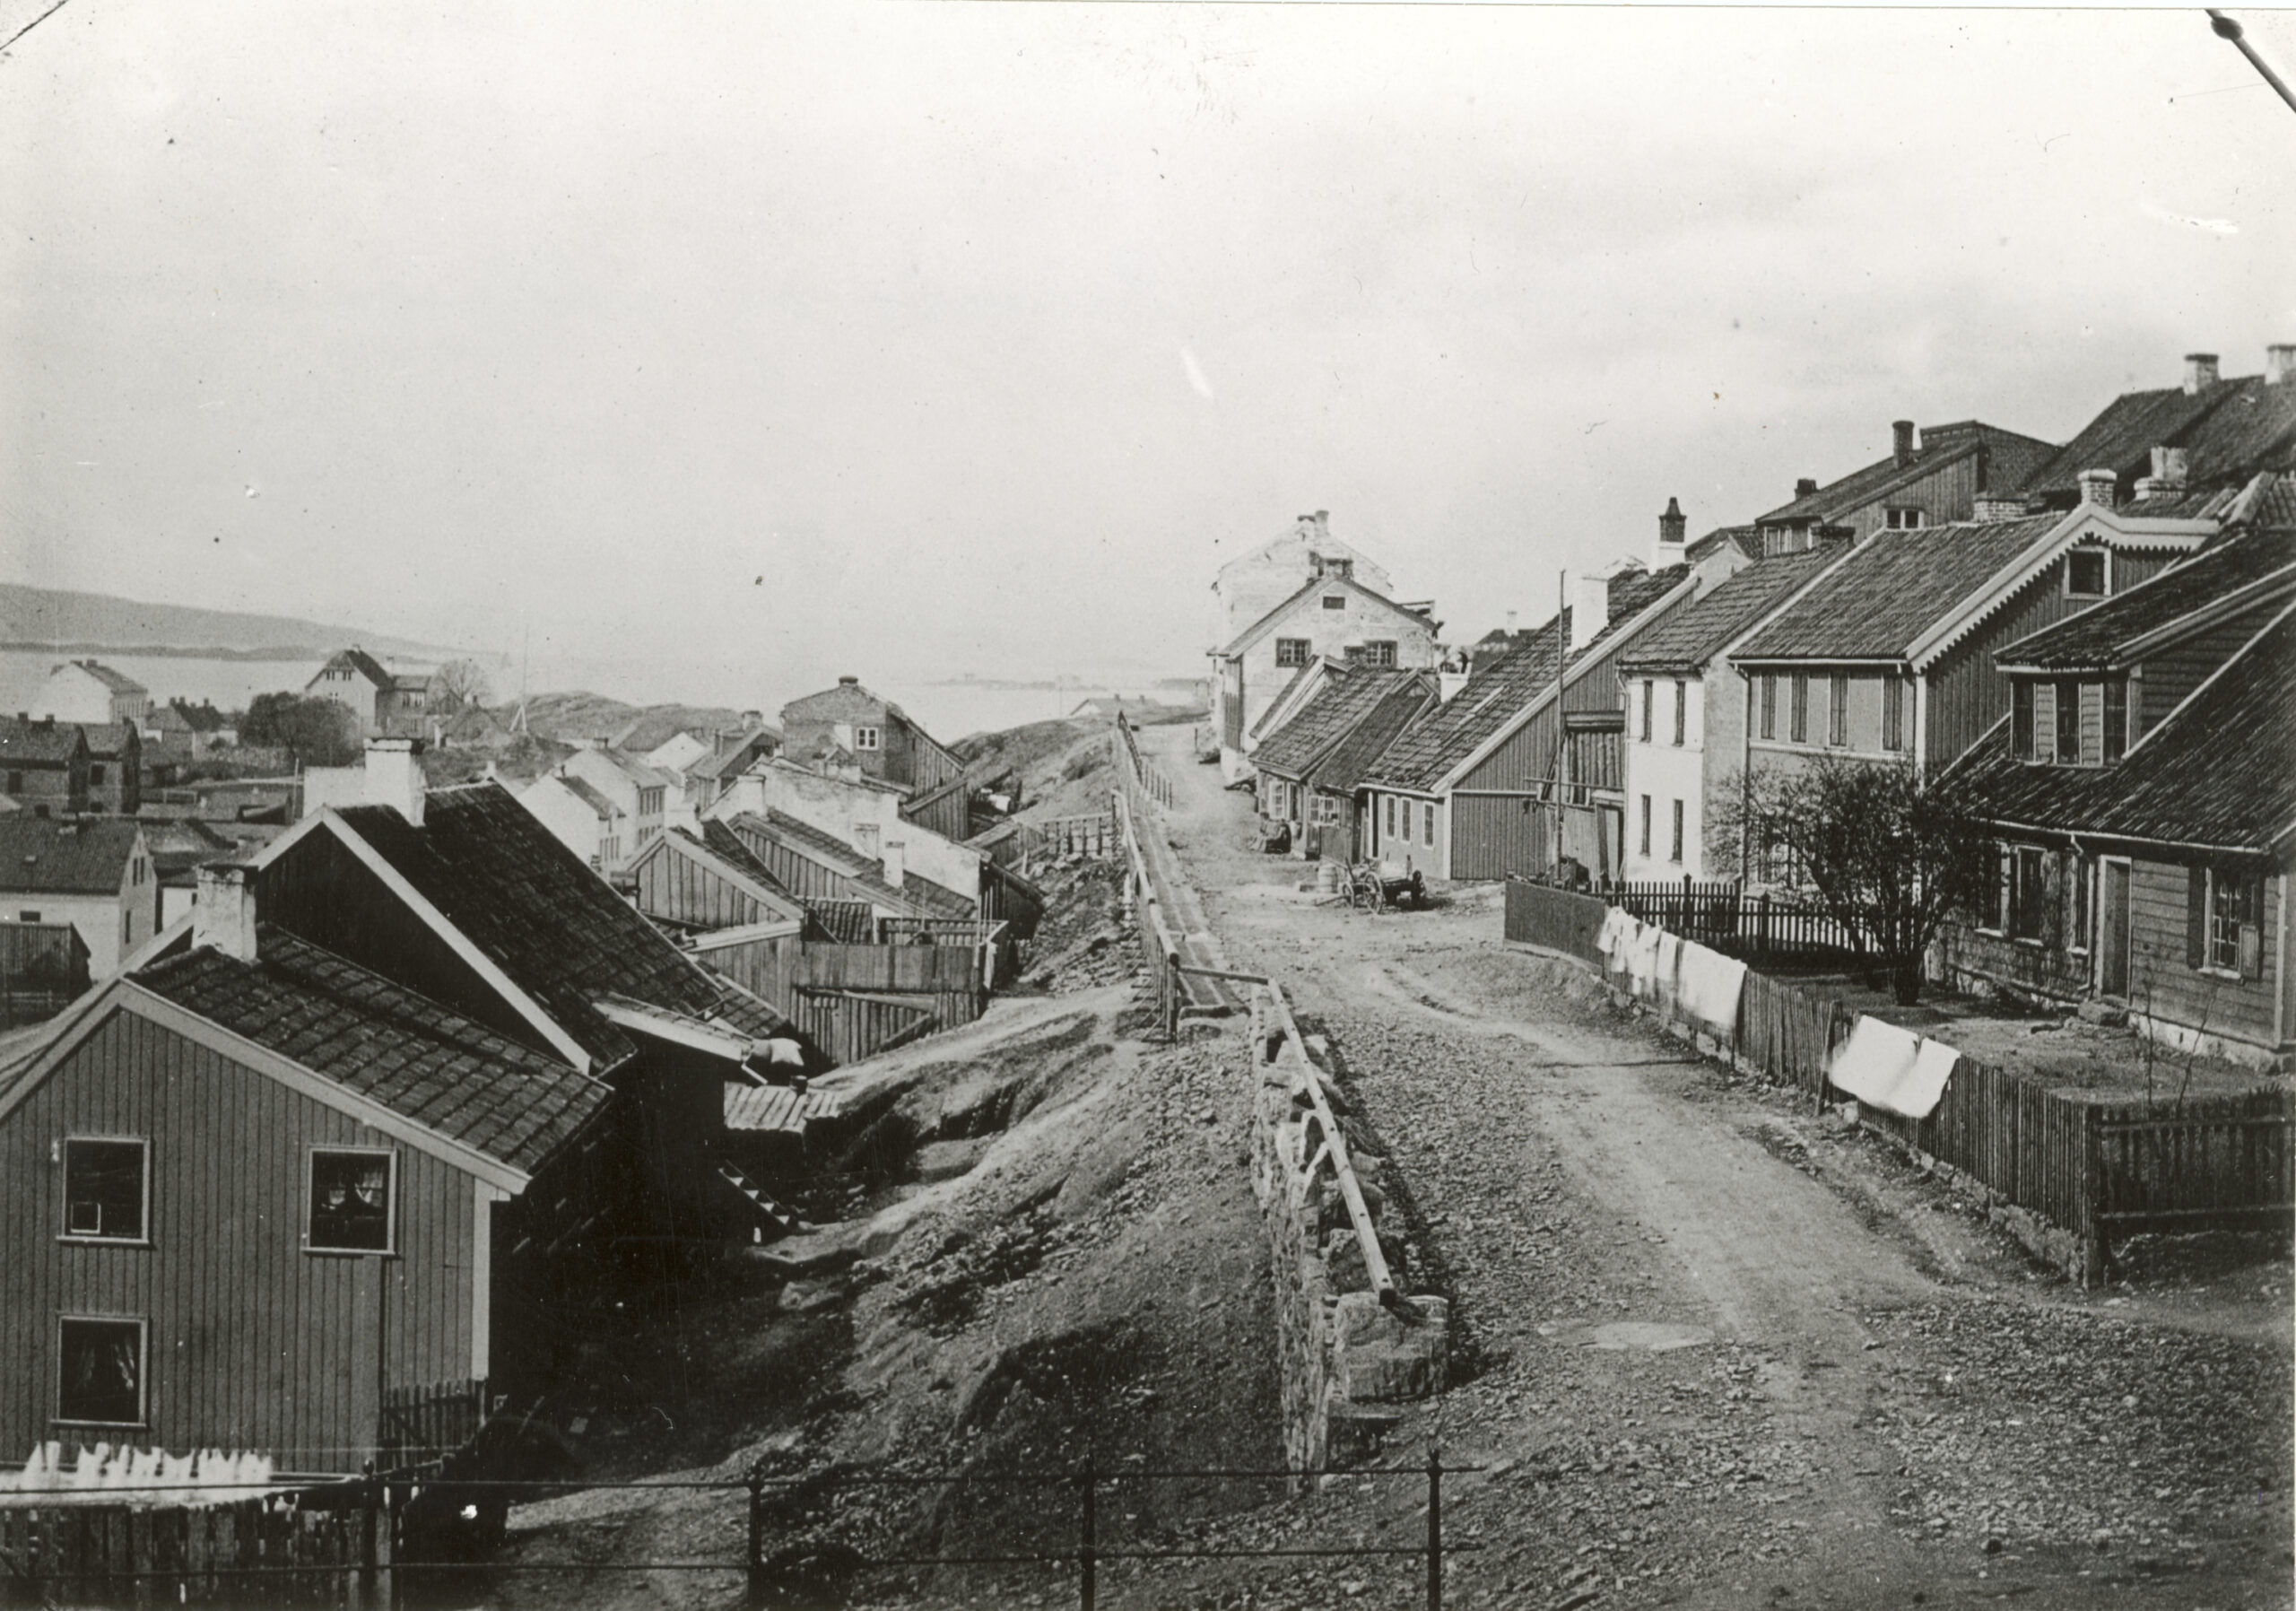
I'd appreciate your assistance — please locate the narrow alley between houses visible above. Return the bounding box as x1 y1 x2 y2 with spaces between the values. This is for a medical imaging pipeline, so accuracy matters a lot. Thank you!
1137 721 2293 1611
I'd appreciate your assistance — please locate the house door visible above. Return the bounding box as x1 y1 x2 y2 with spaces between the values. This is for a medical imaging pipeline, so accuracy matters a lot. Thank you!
2098 858 2131 997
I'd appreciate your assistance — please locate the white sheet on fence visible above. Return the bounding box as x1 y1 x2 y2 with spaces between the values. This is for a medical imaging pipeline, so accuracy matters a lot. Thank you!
1597 907 1639 973
1826 1015 1960 1119
1674 941 1747 1037
1626 920 1664 993
1652 930 1683 1011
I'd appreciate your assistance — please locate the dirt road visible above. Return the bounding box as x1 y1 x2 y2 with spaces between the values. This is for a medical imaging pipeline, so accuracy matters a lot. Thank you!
1142 723 2292 1611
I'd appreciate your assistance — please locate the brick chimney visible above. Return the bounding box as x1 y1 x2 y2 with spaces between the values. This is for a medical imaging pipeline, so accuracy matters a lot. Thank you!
1892 421 1917 467
1657 497 1687 567
881 839 907 891
2133 445 2191 501
1970 496 2029 522
2183 353 2220 395
2077 468 2118 509
193 863 259 962
1794 477 1818 499
2267 344 2295 387
364 736 425 827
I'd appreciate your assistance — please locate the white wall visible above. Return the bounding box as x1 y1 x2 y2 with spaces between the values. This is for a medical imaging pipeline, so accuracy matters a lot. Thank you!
1622 673 1709 881
517 775 614 870
709 760 984 897
7 889 138 980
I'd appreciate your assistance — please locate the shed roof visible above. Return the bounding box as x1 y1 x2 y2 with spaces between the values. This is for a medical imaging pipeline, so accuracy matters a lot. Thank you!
1733 515 2063 662
1994 526 2296 672
135 927 613 1175
2014 373 2296 501
0 817 142 893
1359 614 1571 795
56 660 147 696
1945 610 2295 854
1616 550 1836 675
1254 667 1424 781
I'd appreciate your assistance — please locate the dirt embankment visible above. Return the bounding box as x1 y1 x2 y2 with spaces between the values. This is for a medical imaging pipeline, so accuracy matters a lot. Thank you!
488 982 1281 1609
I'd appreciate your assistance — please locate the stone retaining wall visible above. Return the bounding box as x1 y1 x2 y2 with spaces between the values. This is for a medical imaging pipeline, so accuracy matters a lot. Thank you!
1247 1006 1448 1473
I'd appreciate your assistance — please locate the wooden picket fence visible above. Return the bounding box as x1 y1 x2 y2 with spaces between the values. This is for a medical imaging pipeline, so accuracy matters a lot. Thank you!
1114 715 1174 810
0 1491 368 1607
1604 879 1867 962
1027 812 1118 862
1509 880 2295 1280
377 1378 489 1468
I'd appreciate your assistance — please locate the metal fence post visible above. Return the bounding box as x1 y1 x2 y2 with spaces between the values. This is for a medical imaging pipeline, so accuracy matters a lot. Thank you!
1425 1448 1442 1611
1078 1455 1098 1611
746 1466 767 1608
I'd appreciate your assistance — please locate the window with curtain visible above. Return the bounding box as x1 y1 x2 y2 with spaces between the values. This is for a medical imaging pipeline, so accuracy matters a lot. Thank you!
309 1149 394 1253
58 1318 144 1425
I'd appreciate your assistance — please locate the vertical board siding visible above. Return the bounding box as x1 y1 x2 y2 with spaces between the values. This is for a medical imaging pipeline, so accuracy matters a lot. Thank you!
633 840 772 930
2135 599 2284 734
2125 860 2280 1051
0 1007 479 1472
726 821 855 905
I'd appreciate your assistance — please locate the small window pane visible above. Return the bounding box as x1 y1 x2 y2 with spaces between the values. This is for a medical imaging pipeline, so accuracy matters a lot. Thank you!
1790 675 1809 743
1759 675 1777 740
64 1140 145 1241
309 1150 392 1252
2102 679 2127 762
2055 679 2081 763
1274 639 1310 668
1321 595 1346 610
2066 550 2108 597
1669 799 1684 863
2012 682 2035 759
58 1319 143 1425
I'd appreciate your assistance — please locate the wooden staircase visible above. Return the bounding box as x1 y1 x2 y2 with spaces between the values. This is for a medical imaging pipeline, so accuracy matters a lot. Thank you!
716 1161 806 1242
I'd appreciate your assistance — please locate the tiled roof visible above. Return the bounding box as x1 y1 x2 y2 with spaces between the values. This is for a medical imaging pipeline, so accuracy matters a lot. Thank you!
0 817 140 893
1249 660 1321 738
1758 423 2056 526
2241 468 2296 529
1218 572 1433 658
1254 668 1422 779
1734 516 2062 662
1361 614 1571 794
58 660 147 696
333 783 726 1066
733 810 972 918
698 818 800 900
1995 527 2296 672
1686 526 1758 563
0 718 85 766
2015 375 2296 501
81 723 137 761
1947 614 2295 853
326 648 397 690
1617 551 1835 674
2118 485 2245 522
686 731 777 783
139 817 235 871
1597 565 1690 643
135 927 613 1175
1313 678 1437 795
589 748 677 790
145 706 195 735
804 899 877 943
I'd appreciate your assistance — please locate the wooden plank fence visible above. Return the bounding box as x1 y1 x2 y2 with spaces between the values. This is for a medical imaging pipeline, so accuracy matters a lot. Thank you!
1603 879 1867 961
377 1379 488 1469
788 988 943 1067
1115 715 1175 811
0 1492 367 1607
1517 883 2296 1281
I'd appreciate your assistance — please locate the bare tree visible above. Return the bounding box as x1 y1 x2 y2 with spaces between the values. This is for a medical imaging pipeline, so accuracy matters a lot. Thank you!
1711 754 1997 1005
430 657 493 712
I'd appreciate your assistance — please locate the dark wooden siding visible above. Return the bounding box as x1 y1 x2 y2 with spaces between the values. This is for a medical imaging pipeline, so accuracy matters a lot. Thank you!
726 821 860 905
258 830 548 1058
0 1006 480 1472
2136 598 2283 735
1925 552 2176 769
1448 792 1548 882
2126 860 2282 1053
899 780 972 845
632 840 778 931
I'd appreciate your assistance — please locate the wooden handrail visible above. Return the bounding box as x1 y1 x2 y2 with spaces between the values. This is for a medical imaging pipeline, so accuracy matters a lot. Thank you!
1260 980 1401 1307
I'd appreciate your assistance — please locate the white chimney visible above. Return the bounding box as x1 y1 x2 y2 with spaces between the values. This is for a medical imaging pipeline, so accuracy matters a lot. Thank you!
1437 666 1470 704
2266 344 2294 387
193 863 259 962
882 839 907 890
853 821 882 859
2183 353 2220 395
1570 575 1609 653
365 737 425 827
2076 468 2118 509
2134 445 2191 501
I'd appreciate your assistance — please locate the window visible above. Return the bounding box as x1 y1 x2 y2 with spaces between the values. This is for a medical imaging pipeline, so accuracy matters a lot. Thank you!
1639 681 1653 742
1364 640 1397 668
2033 683 2057 762
1883 676 1905 752
2067 853 2092 953
1420 801 1434 848
1669 799 1684 864
1322 595 1346 611
57 1318 144 1426
1274 639 1310 668
2012 681 2035 760
1384 797 1396 840
1759 675 1778 741
1884 507 1926 529
1828 674 1848 746
2065 549 2109 598
5 771 19 793
2008 846 2050 943
1639 795 1652 857
2190 866 2263 978
63 1139 147 1241
1672 681 1687 746
2054 680 2080 765
307 1148 395 1253
2102 679 2127 762
854 726 881 752
90 765 105 787
1789 674 1809 743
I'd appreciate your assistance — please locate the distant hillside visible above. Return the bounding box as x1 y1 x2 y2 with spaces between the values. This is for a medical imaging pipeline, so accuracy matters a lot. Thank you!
0 581 474 662
511 692 757 748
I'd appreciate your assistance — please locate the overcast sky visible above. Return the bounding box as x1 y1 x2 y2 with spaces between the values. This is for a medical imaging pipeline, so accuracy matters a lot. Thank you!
2 3 2290 702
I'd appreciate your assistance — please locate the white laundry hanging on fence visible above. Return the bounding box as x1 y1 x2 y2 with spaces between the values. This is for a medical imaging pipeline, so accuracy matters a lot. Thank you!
1650 929 1683 1010
1674 941 1747 1038
1826 1015 1960 1119
1596 907 1639 974
1625 920 1664 994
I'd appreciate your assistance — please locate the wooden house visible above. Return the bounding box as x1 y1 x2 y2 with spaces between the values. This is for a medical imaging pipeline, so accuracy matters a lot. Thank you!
517 771 628 872
0 817 157 980
1729 489 2234 872
708 757 987 913
559 746 671 864
1752 419 2057 555
41 661 152 728
82 723 142 816
2009 348 2296 512
305 649 434 738
0 717 91 818
1936 509 2295 1068
779 677 962 801
716 809 976 930
0 865 622 1473
1250 666 1435 864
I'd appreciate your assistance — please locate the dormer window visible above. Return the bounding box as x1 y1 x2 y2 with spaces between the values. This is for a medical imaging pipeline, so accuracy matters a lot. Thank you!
1884 508 1926 529
2065 549 2109 598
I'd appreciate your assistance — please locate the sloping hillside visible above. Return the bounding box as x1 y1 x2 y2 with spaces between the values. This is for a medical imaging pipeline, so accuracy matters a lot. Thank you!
512 692 756 747
0 581 471 661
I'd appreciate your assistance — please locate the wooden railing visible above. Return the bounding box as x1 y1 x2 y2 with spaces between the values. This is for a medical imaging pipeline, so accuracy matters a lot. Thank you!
1114 713 1174 810
1599 877 1868 961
